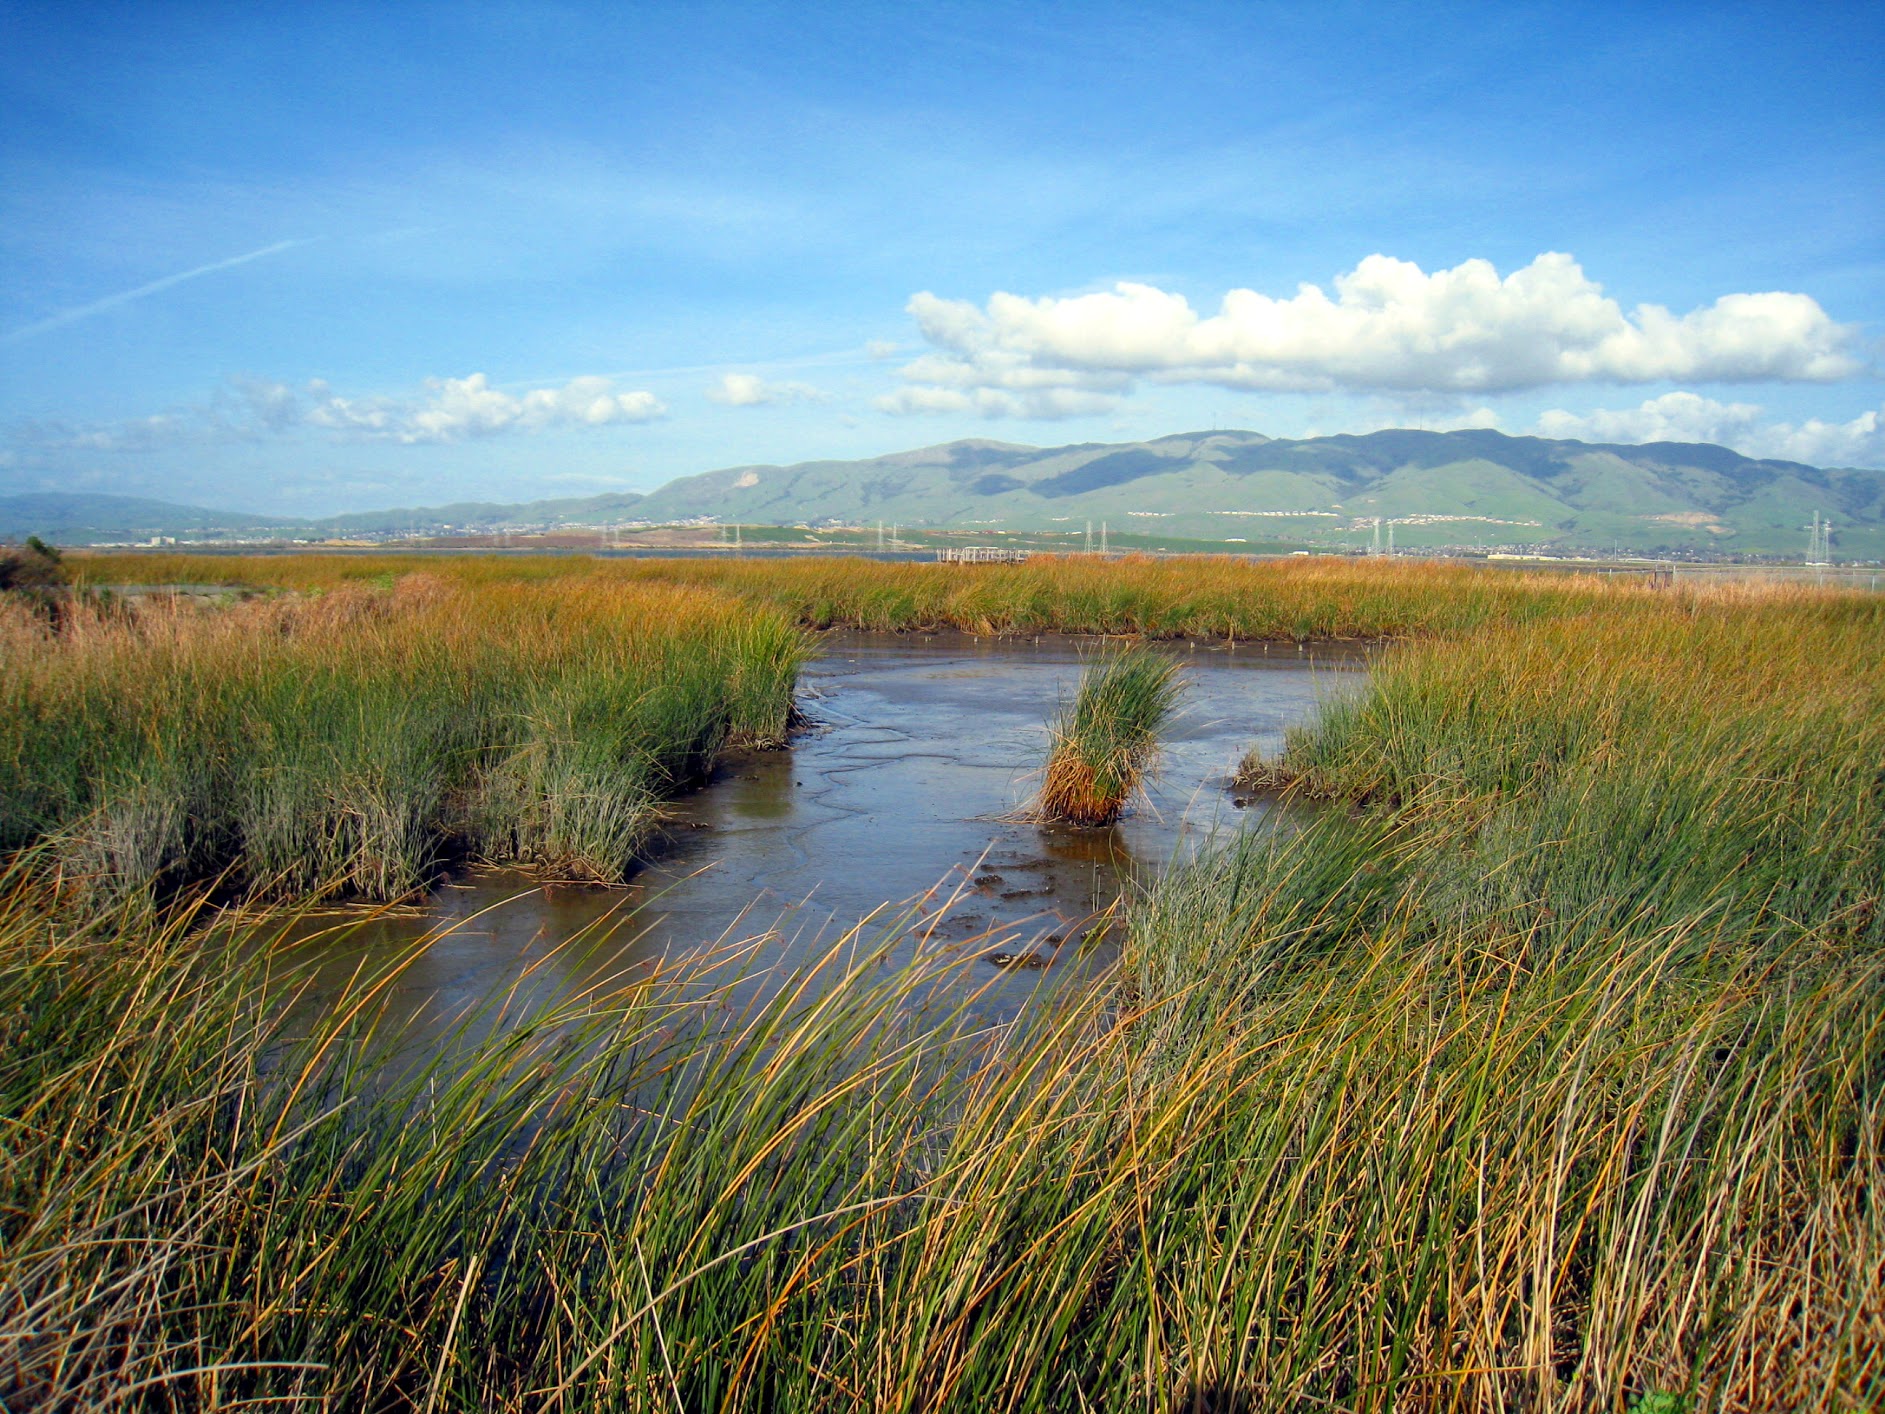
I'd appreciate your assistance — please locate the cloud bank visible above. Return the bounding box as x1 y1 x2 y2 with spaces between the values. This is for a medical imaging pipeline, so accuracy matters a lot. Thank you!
880 253 1861 418
10 373 667 457
311 374 666 442
1535 393 1884 467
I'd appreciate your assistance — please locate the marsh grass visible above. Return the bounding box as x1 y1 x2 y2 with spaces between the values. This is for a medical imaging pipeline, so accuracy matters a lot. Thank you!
4 556 1879 1409
1037 645 1184 826
1 810 1878 1411
0 576 804 904
1238 586 1885 957
73 550 1646 640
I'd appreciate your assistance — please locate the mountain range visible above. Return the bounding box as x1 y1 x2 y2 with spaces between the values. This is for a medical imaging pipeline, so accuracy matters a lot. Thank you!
4 429 1880 558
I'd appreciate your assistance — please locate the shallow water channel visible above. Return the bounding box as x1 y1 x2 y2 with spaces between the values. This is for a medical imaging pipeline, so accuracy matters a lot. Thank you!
274 632 1363 1040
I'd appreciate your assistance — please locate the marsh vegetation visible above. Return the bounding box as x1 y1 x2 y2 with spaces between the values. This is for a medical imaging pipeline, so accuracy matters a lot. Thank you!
73 547 1621 639
1036 645 1184 826
1 554 1878 1410
0 576 802 905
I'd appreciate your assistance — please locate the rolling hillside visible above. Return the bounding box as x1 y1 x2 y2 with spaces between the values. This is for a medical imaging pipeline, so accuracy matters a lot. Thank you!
4 430 1880 556
0 493 286 541
628 429 1884 557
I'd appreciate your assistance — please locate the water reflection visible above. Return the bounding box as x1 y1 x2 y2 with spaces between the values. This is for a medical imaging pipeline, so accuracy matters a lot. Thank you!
266 631 1365 1046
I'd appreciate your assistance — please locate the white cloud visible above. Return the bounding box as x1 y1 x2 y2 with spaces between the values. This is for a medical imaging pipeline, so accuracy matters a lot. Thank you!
69 414 197 452
885 253 1861 418
303 382 400 436
1536 393 1885 467
875 381 1122 419
1535 392 1764 447
706 372 826 407
224 376 303 433
1439 406 1502 431
5 372 667 461
313 373 666 442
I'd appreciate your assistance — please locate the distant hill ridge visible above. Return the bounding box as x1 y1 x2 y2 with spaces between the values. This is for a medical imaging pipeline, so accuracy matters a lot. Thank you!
4 428 1880 556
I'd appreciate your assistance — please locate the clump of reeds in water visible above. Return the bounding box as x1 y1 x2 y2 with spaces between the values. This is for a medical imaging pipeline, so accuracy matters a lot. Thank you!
1037 644 1182 825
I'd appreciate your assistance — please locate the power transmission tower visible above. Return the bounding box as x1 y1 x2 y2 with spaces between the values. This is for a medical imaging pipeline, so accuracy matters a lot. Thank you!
1806 511 1831 565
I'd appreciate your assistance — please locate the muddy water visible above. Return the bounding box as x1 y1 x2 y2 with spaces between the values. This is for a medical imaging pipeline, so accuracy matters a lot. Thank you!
274 632 1363 1038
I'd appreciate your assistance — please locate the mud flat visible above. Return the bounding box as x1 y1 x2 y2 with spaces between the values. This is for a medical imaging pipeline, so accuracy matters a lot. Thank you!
272 631 1364 1036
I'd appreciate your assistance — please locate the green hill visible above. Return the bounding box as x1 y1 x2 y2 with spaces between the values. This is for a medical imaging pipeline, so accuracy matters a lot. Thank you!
5 430 1879 558
630 429 1884 557
0 493 287 541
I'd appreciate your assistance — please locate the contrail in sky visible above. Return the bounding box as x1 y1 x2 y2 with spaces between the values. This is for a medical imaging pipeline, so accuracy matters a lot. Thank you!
2 237 318 345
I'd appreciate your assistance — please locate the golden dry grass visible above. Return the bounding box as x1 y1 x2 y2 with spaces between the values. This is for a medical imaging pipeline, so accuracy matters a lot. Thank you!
70 549 1662 639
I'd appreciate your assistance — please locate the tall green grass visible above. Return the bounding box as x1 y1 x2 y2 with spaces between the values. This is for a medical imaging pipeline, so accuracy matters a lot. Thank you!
2 812 1877 1410
0 576 804 903
4 559 1878 1409
1241 587 1885 957
1038 646 1184 826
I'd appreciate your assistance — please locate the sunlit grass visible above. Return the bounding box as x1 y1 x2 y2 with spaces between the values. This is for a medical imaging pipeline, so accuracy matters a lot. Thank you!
0 574 804 904
1037 645 1183 826
72 549 1650 640
1239 586 1885 958
3 554 1878 1409
1 815 1877 1410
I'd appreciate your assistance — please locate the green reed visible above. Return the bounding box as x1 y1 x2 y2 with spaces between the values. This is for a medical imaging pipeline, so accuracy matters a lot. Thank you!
1038 646 1184 826
2 805 1877 1410
0 576 804 903
3 558 1878 1410
1241 587 1885 957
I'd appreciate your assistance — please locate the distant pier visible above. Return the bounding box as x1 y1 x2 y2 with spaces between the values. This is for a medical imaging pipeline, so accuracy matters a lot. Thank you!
935 546 1032 564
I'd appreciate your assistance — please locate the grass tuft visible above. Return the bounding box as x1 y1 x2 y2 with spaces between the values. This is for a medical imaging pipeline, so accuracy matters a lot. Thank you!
1037 645 1183 826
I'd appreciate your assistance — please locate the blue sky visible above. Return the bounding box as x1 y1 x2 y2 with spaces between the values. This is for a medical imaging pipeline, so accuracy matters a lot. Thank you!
2 0 1880 514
